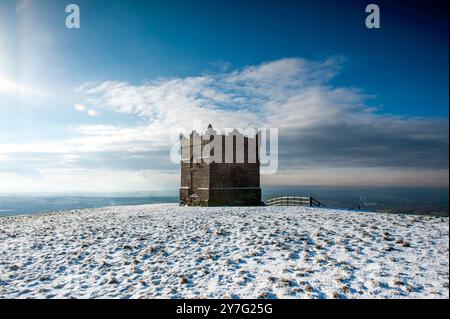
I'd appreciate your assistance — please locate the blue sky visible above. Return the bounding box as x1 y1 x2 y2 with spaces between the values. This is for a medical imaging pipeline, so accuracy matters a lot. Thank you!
0 0 448 193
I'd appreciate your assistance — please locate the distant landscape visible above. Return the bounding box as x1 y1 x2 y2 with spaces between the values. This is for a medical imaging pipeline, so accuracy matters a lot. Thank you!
0 195 178 217
1 187 447 217
262 187 449 217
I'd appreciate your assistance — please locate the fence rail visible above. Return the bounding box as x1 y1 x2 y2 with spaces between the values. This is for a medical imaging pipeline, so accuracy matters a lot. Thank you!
265 196 322 207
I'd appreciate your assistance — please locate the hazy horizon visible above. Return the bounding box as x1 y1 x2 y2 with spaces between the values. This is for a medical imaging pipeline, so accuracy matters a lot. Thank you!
1 186 448 217
0 185 448 196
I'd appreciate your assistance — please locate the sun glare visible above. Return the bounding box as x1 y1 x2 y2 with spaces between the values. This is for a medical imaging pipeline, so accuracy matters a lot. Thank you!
0 76 40 96
0 77 25 95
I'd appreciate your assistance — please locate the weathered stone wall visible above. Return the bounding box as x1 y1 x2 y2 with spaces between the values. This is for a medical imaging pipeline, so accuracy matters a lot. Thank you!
209 163 260 188
180 162 210 205
208 188 262 206
180 126 261 206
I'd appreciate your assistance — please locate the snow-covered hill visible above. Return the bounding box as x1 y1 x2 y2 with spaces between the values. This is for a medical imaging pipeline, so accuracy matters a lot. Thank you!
0 204 448 299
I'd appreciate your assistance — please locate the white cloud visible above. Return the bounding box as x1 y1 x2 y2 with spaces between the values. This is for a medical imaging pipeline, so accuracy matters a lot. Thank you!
1 58 448 190
75 58 360 135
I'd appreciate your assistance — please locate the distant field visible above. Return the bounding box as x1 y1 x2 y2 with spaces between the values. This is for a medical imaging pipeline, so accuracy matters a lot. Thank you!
0 196 178 217
0 187 448 217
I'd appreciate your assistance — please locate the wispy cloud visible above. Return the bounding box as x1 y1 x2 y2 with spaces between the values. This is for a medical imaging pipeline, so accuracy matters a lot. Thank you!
76 58 448 169
1 58 448 190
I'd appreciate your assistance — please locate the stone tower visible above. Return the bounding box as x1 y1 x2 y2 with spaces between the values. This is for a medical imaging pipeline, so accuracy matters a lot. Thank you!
180 125 262 206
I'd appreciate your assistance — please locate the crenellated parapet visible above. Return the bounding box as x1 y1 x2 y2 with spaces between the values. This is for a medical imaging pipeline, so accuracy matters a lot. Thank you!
180 124 262 206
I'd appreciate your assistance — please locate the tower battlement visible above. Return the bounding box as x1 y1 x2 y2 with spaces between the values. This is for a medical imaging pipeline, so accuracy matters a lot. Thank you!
180 125 262 206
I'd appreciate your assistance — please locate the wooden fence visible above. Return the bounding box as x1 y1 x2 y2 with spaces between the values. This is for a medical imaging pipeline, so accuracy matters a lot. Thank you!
265 196 322 207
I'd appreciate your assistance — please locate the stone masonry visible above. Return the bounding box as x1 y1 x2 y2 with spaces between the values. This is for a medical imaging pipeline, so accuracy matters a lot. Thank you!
180 125 262 206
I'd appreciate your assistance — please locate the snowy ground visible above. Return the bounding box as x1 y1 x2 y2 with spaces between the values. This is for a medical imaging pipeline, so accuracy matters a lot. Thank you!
0 204 448 299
